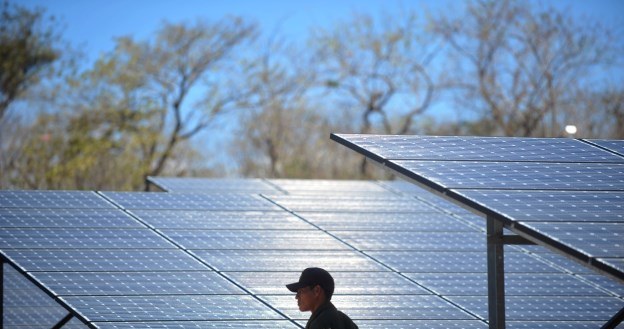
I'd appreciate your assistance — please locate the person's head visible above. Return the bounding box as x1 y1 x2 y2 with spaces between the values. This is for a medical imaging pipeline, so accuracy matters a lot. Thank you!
286 267 335 312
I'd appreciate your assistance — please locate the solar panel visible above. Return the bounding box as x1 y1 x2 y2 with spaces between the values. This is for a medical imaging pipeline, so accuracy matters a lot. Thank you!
452 190 624 223
3 177 623 327
405 272 610 296
579 274 624 297
390 161 624 191
267 179 390 193
93 321 300 328
224 271 430 295
366 250 561 273
331 134 624 163
62 295 285 321
515 222 624 257
161 229 350 250
191 249 388 272
449 296 624 321
129 210 314 230
0 208 143 228
102 192 281 211
31 271 244 296
0 228 174 249
0 190 113 209
261 295 474 320
148 177 282 194
267 194 436 212
297 211 479 232
588 139 624 156
3 249 208 272
334 231 486 251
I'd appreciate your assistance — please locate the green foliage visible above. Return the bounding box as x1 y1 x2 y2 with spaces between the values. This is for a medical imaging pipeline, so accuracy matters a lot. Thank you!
0 0 59 119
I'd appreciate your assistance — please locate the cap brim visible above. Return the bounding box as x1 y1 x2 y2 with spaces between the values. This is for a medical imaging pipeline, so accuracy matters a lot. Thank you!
286 281 306 292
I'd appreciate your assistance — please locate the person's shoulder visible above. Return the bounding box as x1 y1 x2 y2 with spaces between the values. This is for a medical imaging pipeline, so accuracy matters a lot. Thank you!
310 308 358 329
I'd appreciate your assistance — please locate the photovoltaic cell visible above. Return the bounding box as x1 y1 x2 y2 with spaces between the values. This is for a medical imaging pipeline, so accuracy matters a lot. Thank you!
390 161 624 191
0 190 113 209
448 296 624 321
330 134 624 163
331 320 488 328
267 179 390 193
579 274 624 297
130 210 314 230
3 249 208 272
0 228 174 249
191 249 388 272
506 322 613 329
365 251 560 273
224 271 429 295
261 295 474 320
94 321 300 329
452 190 624 223
0 208 143 228
31 271 244 296
334 231 485 251
297 212 479 232
62 295 285 321
404 272 609 296
102 192 281 211
515 222 624 257
148 177 282 194
267 195 435 212
588 139 624 156
161 229 349 250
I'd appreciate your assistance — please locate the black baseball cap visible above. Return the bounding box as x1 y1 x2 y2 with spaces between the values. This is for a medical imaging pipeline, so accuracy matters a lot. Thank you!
286 267 335 299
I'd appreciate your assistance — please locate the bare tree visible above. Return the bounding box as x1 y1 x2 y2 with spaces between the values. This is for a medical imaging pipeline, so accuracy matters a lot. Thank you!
433 0 621 137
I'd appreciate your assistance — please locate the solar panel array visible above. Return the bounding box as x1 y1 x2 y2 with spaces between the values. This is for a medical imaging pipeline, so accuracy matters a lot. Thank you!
1 177 623 328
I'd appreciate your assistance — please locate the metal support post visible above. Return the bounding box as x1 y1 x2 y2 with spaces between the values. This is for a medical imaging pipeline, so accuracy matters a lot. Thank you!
601 307 624 329
52 313 74 329
487 216 505 329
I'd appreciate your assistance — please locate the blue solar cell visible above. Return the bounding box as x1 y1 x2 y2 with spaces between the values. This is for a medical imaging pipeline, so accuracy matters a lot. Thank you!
338 320 488 328
449 296 624 321
130 210 314 230
390 161 624 191
224 271 429 295
32 271 244 296
0 190 113 209
261 295 474 320
405 272 609 296
161 229 349 250
148 177 282 194
0 228 174 249
506 322 614 329
102 192 281 211
62 295 284 321
267 195 436 212
93 321 299 328
298 211 479 232
334 231 485 251
0 208 143 228
268 179 391 193
191 249 388 272
366 251 560 273
588 139 624 156
452 190 624 223
331 134 624 163
4 249 208 272
516 222 624 257
579 274 624 298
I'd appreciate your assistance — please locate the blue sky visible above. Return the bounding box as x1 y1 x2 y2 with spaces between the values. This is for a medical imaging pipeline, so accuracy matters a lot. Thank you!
18 0 624 66
13 0 624 172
